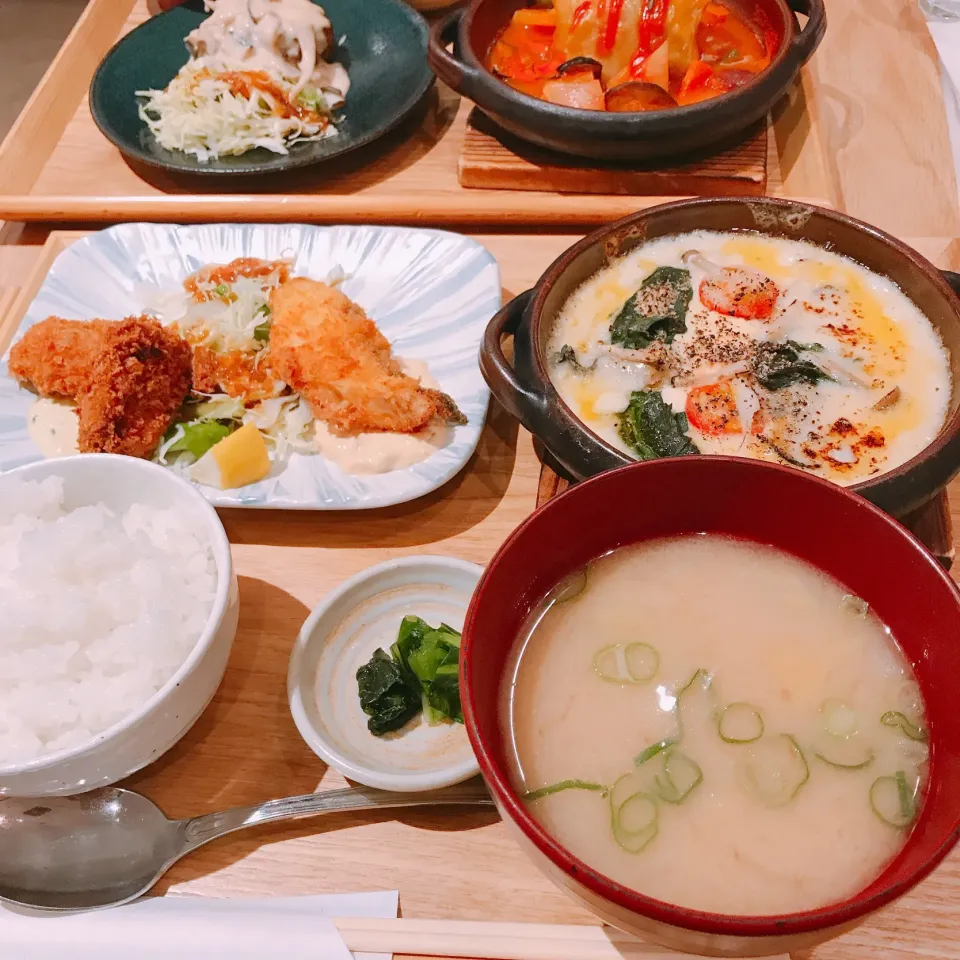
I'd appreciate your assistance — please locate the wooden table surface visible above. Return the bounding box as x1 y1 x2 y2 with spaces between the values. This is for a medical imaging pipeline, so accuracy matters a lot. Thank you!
2 0 960 957
2 232 960 960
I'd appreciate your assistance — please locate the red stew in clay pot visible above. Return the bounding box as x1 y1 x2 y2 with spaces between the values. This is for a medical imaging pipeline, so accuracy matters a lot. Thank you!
484 0 774 111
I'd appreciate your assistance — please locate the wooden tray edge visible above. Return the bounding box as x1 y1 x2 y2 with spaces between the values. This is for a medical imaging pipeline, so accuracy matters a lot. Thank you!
0 194 837 225
0 232 84 355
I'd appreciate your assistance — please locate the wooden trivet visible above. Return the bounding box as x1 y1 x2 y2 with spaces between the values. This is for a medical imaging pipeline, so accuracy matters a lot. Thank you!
536 462 955 571
459 109 769 196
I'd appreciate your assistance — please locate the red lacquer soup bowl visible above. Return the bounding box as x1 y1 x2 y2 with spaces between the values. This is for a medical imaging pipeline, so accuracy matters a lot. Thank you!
460 456 960 957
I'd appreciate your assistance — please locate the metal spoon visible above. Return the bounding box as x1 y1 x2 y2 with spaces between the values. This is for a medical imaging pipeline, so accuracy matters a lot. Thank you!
0 779 494 912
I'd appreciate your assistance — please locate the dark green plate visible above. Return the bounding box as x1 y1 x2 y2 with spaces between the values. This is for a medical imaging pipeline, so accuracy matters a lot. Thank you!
89 0 433 175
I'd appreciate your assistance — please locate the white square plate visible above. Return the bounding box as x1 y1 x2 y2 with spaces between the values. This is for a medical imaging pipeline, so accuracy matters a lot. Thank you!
0 223 500 509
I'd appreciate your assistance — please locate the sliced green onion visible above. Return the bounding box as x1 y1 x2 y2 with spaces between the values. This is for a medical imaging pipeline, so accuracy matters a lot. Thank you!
214 283 230 297
611 790 659 853
840 594 869 618
870 771 917 828
821 699 859 738
609 770 646 810
633 668 710 765
897 770 917 822
554 567 589 603
719 703 764 743
624 643 659 682
593 642 659 684
635 736 677 767
523 779 609 802
814 746 875 770
745 734 810 807
254 320 272 342
881 711 928 743
677 668 712 700
653 748 703 804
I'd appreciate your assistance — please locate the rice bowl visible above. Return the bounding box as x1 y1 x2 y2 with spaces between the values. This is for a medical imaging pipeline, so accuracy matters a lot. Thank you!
0 455 238 797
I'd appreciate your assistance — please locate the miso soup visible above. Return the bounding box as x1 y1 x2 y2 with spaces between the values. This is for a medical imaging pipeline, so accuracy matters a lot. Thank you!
502 536 929 916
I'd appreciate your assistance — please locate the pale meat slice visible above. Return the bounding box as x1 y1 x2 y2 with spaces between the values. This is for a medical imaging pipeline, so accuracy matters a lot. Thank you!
269 278 465 437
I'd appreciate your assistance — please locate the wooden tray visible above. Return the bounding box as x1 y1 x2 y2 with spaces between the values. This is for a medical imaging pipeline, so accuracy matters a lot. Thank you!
0 0 834 226
460 111 770 197
3 229 960 960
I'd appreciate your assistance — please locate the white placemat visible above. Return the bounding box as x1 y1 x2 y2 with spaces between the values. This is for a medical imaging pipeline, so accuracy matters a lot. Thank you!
0 890 399 960
922 3 960 187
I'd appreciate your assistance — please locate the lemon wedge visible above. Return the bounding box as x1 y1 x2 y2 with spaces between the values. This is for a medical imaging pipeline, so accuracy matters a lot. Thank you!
191 421 271 489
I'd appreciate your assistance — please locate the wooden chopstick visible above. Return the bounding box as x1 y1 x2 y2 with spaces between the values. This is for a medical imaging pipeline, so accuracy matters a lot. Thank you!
333 918 790 960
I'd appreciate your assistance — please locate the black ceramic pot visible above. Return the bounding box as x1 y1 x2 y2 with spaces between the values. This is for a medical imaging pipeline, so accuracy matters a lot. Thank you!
480 197 960 517
427 0 826 162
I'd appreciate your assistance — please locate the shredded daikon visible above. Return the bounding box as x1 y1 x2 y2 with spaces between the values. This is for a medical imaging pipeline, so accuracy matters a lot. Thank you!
245 395 315 460
137 64 340 163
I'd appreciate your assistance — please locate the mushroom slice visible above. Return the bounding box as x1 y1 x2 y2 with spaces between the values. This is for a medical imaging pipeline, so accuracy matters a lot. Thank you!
873 386 902 410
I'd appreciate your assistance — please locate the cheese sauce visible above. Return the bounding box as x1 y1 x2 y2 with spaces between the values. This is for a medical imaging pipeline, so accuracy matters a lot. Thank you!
548 231 951 485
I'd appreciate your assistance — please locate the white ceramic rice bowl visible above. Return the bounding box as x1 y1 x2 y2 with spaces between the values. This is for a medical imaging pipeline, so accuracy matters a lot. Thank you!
0 454 238 797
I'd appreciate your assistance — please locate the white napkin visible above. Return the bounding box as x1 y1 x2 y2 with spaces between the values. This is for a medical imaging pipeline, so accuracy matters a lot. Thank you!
0 890 399 960
922 9 960 184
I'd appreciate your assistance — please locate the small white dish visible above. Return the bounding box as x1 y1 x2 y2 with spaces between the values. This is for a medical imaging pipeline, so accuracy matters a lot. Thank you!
0 454 238 797
288 556 482 792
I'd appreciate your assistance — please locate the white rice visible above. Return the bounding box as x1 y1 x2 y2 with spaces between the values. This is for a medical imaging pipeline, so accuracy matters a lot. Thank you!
0 475 216 765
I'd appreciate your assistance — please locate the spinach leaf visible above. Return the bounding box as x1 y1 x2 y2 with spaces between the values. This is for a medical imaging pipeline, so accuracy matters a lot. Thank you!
617 391 699 461
356 648 421 736
610 266 693 349
753 341 834 391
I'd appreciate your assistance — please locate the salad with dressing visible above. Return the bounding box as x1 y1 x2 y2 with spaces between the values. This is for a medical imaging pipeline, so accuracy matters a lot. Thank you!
137 0 350 161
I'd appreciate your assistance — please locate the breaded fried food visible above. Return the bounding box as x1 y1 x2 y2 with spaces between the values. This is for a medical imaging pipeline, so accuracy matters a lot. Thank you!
77 317 192 458
8 317 111 400
269 278 466 436
185 257 292 302
191 344 285 403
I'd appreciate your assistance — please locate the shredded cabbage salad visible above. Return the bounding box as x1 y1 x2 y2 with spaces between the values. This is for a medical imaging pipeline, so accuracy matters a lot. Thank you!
136 64 341 162
152 264 289 353
151 262 350 473
158 393 314 472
